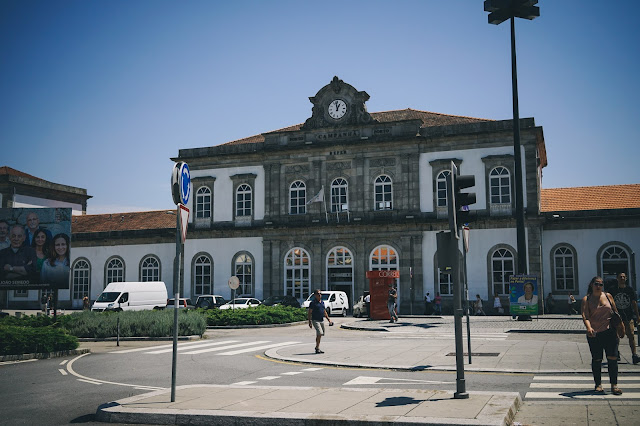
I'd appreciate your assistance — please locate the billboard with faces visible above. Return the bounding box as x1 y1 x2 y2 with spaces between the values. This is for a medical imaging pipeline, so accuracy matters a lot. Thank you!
0 208 72 290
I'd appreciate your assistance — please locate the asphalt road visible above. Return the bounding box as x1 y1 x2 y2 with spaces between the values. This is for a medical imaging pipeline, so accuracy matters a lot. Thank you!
0 317 546 425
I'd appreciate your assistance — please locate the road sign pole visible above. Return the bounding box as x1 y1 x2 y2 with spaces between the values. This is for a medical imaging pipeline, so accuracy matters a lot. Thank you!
171 205 181 402
452 230 468 399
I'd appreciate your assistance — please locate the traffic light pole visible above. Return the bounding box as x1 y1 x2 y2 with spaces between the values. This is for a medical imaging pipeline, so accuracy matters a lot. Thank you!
451 229 468 399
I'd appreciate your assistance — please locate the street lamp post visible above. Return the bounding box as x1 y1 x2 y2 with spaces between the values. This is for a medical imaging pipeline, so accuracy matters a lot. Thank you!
484 0 539 275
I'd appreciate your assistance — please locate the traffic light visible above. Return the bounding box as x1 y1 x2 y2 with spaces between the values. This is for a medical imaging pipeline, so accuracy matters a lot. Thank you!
484 0 539 25
447 162 476 239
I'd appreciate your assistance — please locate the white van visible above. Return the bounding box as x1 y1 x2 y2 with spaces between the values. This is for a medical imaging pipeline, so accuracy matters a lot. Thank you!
91 281 168 312
302 291 349 317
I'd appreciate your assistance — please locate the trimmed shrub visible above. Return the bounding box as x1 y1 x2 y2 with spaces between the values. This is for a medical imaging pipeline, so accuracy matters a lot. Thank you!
0 326 78 355
0 314 56 328
202 305 307 326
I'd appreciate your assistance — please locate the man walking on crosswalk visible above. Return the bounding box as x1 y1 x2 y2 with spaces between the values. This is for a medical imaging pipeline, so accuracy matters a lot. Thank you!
308 289 333 354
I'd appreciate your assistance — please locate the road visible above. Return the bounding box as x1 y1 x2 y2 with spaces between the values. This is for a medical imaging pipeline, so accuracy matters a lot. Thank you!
1 317 638 425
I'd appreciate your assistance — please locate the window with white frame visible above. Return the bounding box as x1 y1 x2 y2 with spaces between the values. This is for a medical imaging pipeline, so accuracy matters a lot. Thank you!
105 257 125 288
285 248 310 300
327 246 353 290
140 256 160 282
370 245 398 271
439 268 453 295
193 255 212 296
234 253 253 296
436 171 450 207
196 186 211 219
236 184 252 217
490 167 511 204
290 181 306 215
72 259 90 300
330 178 348 212
491 248 514 296
553 246 575 291
374 175 393 210
601 245 630 284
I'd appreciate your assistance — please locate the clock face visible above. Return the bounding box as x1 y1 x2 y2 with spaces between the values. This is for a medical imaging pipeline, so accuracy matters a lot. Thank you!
328 99 347 119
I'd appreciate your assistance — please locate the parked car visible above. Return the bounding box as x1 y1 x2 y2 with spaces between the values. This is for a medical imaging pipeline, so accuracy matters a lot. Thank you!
219 298 262 310
262 295 301 308
166 298 194 309
195 294 227 309
352 295 368 318
302 291 349 317
91 281 168 312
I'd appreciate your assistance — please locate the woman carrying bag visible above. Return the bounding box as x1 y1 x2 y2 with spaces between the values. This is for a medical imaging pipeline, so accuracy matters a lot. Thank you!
581 276 625 395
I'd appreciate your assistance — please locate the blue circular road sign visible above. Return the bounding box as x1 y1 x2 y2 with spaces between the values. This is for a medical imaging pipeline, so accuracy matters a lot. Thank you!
179 163 191 205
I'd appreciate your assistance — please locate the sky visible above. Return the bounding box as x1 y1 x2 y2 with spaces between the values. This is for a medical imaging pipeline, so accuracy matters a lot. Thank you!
2 0 639 214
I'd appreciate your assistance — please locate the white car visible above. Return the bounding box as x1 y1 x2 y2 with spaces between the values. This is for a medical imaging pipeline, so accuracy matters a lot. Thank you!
218 298 262 310
302 291 349 317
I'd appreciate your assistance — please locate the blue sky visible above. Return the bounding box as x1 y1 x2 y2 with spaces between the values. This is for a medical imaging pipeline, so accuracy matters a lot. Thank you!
2 0 639 214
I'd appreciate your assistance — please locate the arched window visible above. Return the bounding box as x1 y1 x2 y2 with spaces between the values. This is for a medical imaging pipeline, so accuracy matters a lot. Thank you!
491 248 514 296
236 184 252 217
285 248 310 301
374 175 393 210
72 259 90 300
234 252 253 296
330 178 348 213
193 254 213 296
140 255 160 282
553 246 575 291
327 246 354 297
196 186 211 219
370 245 399 289
601 245 630 284
290 181 306 215
490 167 511 204
105 257 125 288
436 170 450 207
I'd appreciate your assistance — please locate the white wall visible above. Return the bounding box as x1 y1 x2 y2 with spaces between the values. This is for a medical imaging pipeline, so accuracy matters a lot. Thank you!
14 194 83 215
188 166 265 222
183 237 263 300
419 146 526 212
541 228 640 298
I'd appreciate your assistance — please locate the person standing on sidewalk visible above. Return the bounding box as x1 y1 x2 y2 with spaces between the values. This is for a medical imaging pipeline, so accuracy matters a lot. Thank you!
568 293 578 315
474 294 486 315
307 289 333 354
424 292 431 315
610 272 640 365
493 292 503 314
581 276 622 395
387 284 398 322
433 292 442 314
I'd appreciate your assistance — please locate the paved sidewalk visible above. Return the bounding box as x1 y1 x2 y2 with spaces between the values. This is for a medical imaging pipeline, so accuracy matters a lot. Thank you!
94 315 640 425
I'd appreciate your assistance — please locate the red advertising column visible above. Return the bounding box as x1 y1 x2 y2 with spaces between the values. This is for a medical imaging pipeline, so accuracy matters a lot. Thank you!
366 270 400 320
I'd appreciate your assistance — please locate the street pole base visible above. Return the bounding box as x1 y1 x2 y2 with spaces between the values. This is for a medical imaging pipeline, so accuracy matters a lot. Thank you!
517 315 532 321
454 392 469 399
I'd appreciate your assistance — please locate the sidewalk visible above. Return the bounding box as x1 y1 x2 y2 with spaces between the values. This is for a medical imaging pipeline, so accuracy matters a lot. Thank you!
95 315 640 425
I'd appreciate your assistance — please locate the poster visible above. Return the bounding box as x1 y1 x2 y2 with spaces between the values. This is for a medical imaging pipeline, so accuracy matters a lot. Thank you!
509 274 539 315
0 208 72 290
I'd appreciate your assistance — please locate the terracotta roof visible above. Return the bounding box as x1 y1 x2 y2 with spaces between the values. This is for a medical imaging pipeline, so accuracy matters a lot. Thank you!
541 184 640 212
220 109 491 146
72 210 176 233
0 166 46 181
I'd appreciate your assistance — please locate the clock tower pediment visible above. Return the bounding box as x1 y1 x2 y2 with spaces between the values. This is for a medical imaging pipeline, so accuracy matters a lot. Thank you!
301 76 377 130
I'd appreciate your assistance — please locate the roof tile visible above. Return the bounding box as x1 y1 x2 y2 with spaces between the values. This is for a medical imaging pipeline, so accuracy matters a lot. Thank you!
541 184 640 212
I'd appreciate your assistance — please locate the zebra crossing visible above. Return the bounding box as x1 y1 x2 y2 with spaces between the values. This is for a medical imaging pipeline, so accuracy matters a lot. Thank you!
381 330 508 341
525 374 640 400
109 339 300 356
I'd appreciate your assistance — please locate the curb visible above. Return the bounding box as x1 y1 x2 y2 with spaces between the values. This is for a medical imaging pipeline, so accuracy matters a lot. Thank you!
77 335 201 342
0 348 89 362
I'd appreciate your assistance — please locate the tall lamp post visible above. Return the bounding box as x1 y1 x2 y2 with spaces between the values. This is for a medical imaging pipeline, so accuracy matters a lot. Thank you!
484 0 539 274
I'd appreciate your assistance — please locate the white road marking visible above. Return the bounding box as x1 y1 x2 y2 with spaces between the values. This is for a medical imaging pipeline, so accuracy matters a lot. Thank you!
343 376 454 386
218 341 300 356
281 371 303 376
109 340 237 354
0 359 38 366
77 379 102 385
527 374 640 399
232 381 257 386
146 340 239 354
59 360 68 365
533 375 640 381
182 341 270 355
301 368 324 371
526 391 640 399
258 376 280 380
66 353 164 390
58 368 68 375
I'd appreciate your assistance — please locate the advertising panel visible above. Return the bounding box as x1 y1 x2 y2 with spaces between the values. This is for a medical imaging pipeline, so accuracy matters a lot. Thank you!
0 208 72 290
509 274 539 315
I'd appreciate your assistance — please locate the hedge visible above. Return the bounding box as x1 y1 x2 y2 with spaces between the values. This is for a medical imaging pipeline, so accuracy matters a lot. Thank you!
202 305 307 326
0 326 78 355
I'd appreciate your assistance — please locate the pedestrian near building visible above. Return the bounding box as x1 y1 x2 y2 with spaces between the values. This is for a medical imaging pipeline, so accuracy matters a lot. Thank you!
610 272 640 365
568 293 578 315
82 295 90 310
493 292 503 314
475 294 486 315
387 284 398 322
424 292 431 315
581 276 623 395
40 292 47 312
545 293 555 314
433 292 442 314
307 289 333 354
364 293 370 318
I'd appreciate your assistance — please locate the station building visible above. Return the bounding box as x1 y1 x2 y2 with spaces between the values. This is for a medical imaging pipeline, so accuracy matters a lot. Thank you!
3 78 639 312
